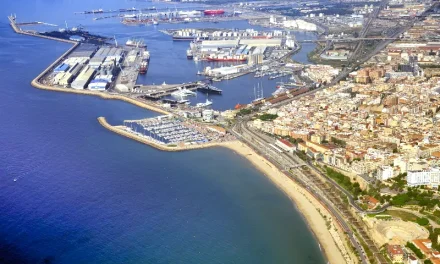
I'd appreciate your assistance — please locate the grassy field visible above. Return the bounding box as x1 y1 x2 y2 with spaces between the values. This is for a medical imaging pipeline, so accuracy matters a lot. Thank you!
386 210 419 222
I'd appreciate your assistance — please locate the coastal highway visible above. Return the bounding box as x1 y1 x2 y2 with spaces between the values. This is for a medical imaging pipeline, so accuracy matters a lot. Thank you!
231 119 390 264
230 120 370 264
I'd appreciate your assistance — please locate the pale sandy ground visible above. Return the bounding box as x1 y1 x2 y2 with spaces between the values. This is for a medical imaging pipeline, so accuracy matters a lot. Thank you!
220 141 353 264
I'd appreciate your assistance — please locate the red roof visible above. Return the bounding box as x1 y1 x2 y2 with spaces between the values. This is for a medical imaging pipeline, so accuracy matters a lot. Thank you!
278 139 294 148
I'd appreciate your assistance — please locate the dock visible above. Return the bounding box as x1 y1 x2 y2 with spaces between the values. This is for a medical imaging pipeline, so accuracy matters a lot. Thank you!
134 82 201 99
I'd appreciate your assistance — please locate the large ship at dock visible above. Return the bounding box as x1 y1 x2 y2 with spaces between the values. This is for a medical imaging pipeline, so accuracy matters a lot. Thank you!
197 85 222 94
172 30 209 41
126 38 147 48
139 61 148 74
139 50 150 74
203 9 225 15
207 55 246 62
173 35 209 41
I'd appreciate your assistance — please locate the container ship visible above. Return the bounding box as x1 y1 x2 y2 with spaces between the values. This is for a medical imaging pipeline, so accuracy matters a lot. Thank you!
126 38 147 48
203 9 225 15
207 55 246 62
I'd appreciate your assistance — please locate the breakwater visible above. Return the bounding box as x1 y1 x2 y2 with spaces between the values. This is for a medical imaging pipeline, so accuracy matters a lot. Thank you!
97 117 231 152
8 16 78 44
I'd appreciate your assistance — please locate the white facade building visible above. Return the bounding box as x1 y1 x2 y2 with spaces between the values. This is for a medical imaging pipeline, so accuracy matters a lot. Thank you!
407 167 440 187
377 165 394 181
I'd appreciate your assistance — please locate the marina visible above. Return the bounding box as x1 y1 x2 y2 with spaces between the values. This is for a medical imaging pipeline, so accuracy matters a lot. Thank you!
122 115 229 146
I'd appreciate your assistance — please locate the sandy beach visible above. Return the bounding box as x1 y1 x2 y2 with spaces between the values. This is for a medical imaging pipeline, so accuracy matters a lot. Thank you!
219 141 353 264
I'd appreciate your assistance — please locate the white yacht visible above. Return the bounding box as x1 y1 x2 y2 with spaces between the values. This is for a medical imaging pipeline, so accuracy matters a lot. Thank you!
196 98 212 108
171 88 196 97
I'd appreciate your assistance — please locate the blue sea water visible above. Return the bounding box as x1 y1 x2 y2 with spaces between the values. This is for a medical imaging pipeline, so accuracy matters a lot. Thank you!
0 1 325 263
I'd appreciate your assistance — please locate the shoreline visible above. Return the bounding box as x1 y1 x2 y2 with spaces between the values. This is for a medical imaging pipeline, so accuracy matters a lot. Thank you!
98 116 350 263
219 141 350 264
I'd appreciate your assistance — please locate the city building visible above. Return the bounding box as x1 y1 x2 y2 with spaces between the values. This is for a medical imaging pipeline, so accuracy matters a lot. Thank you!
407 167 440 187
387 244 404 263
377 165 394 181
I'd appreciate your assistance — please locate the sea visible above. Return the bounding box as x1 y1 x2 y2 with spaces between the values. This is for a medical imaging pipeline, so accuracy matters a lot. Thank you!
0 1 326 263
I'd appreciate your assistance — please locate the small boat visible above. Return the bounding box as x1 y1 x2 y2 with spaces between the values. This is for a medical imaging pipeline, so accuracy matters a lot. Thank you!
13 178 17 182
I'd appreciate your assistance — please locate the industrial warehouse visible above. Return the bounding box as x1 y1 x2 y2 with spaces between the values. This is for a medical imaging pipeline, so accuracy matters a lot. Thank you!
45 43 149 92
187 30 296 63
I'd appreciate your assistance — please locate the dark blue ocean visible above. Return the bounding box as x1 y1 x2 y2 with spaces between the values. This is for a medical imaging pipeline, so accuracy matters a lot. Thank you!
0 1 325 263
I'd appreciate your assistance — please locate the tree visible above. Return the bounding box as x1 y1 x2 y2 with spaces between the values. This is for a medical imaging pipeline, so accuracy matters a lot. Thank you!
406 242 425 259
416 217 430 226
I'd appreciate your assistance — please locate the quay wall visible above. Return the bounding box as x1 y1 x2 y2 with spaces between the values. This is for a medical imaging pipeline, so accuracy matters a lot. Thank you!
97 117 226 152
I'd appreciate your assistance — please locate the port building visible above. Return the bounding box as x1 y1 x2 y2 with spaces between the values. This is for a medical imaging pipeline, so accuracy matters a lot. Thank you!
69 44 97 59
88 79 108 91
71 66 95 89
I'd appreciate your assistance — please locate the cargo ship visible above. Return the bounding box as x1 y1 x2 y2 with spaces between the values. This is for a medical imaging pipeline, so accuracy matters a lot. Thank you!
173 35 209 41
126 38 147 48
139 50 150 74
204 9 225 15
139 61 148 74
207 55 246 62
